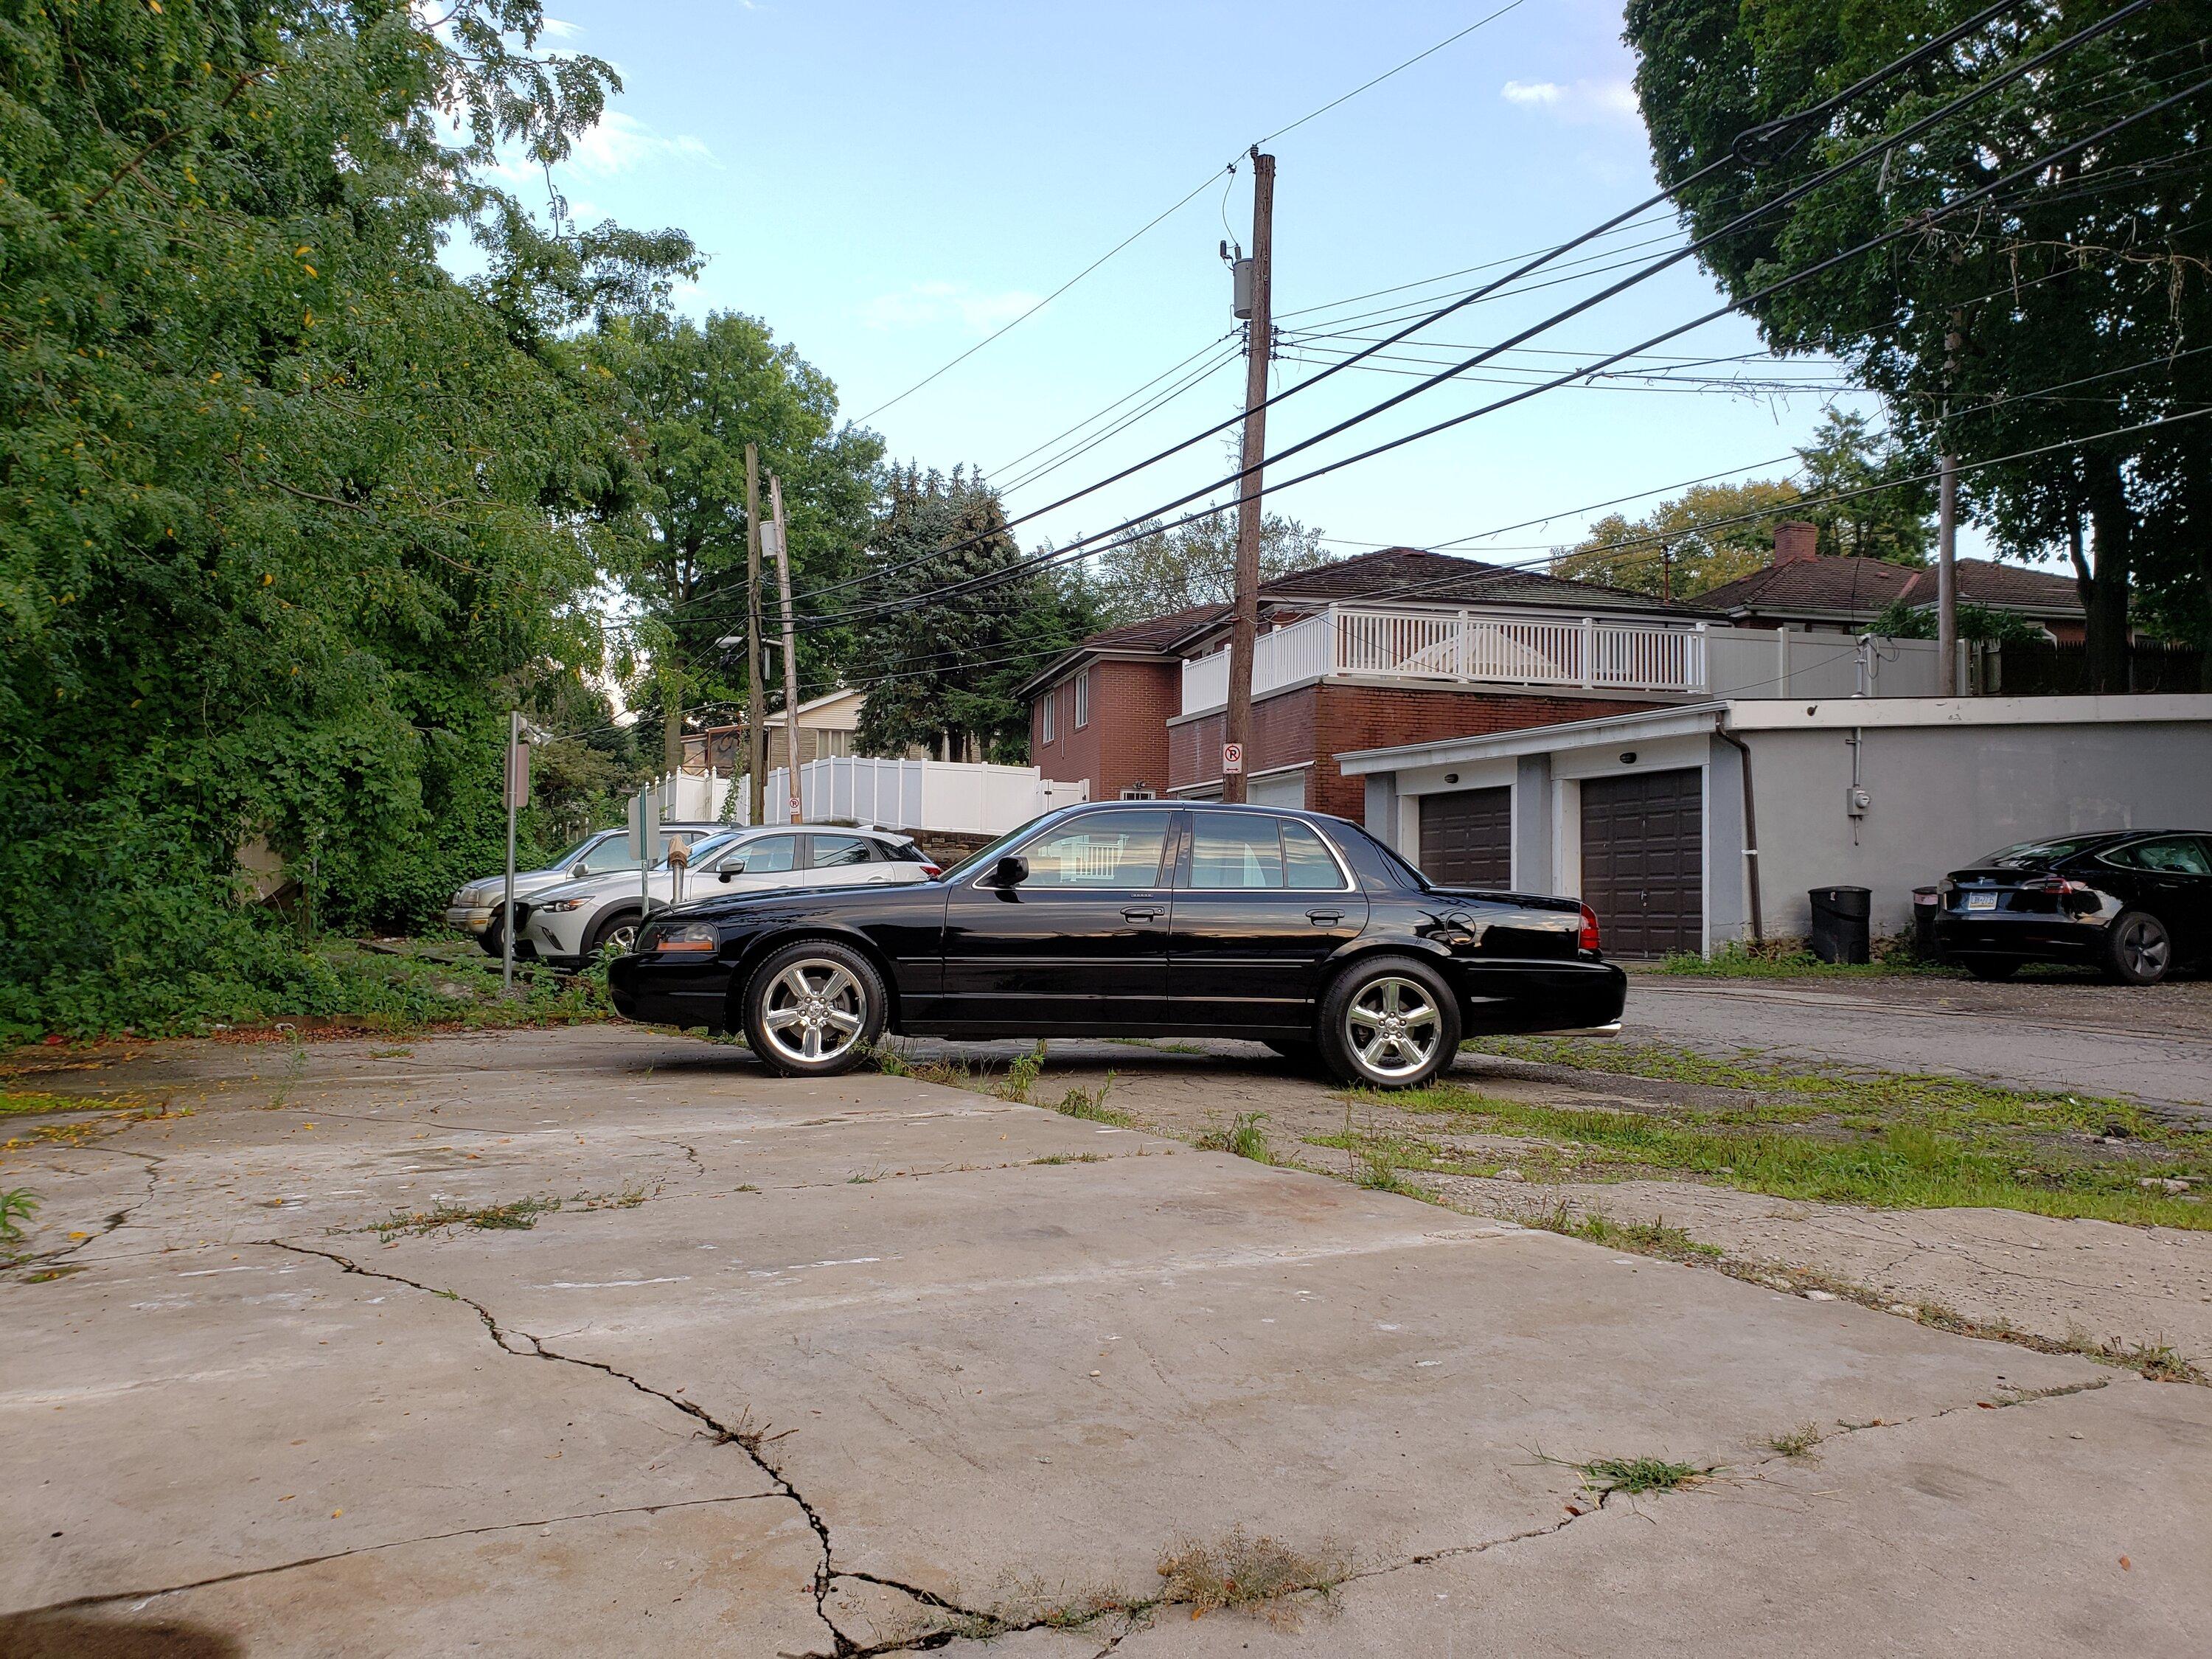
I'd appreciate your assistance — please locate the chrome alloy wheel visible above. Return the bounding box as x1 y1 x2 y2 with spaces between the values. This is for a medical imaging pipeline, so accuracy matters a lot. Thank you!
2115 914 2171 981
759 959 868 1065
1346 976 1442 1080
599 919 640 957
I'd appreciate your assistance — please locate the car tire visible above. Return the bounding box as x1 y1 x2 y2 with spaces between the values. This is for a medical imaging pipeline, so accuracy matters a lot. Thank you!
1964 959 2018 981
2102 910 2173 986
584 908 644 960
741 939 888 1078
1317 955 1461 1091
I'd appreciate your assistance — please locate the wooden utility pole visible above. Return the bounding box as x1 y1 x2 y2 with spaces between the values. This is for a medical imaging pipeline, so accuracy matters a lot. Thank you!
745 443 768 824
769 475 804 823
1222 147 1275 804
1936 313 1963 697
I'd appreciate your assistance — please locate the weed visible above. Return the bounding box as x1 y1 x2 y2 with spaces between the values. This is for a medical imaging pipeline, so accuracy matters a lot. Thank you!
1196 1111 1271 1162
1551 1453 1713 1499
1051 1074 1130 1126
869 1045 912 1078
367 1047 414 1059
369 1195 560 1239
1032 1153 1107 1166
1 1091 124 1116
1532 1202 1722 1262
1001 1040 1048 1105
0 1187 38 1245
735 1183 762 1194
1764 1424 1823 1459
1155 1526 1353 1626
1352 1143 1426 1197
1655 936 1950 980
2100 1340 2205 1384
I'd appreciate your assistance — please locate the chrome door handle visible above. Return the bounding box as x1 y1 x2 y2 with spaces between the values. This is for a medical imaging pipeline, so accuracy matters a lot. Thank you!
1121 907 1162 922
1307 911 1343 925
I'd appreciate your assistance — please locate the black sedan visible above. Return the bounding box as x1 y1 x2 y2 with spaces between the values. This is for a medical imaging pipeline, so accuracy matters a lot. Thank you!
1931 830 2212 984
607 801 1625 1089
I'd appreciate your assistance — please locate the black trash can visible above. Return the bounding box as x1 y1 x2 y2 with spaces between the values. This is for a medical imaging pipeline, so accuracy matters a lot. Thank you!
1910 886 1941 959
1808 886 1872 965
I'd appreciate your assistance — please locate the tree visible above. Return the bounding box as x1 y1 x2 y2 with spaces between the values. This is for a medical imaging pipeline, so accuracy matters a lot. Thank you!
1624 0 2212 688
584 311 882 772
0 0 688 1032
1868 597 2042 646
1080 510 1328 626
1554 479 1806 598
1795 410 1933 563
855 469 1094 762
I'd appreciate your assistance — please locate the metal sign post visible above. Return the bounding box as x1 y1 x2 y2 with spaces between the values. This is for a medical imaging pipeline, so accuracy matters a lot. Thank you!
501 711 529 992
627 781 661 918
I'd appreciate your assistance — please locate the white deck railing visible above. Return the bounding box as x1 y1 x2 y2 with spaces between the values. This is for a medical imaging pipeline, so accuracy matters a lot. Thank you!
1180 605 1708 714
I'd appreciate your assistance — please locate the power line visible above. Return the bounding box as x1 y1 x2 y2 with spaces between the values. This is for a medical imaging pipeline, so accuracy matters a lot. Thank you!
1251 0 1531 148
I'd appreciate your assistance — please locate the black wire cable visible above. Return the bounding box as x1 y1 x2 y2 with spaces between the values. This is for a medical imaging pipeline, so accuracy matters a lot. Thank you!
778 0 2044 613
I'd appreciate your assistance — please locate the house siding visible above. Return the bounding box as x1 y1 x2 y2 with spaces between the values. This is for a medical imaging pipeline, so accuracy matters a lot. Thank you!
1032 659 1180 800
1173 684 1664 820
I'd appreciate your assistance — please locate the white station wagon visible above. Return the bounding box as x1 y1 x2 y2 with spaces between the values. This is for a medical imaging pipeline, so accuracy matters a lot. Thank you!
518 824 939 968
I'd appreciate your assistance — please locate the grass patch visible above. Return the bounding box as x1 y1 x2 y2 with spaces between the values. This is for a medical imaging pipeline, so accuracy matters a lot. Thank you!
1155 1526 1353 1624
1652 936 1950 979
1194 1110 1271 1162
1 1187 38 1253
1529 1201 1722 1262
1032 1152 1107 1166
1346 1139 1429 1197
1764 1424 1823 1459
1 1090 127 1116
1391 1073 2212 1231
1049 1076 1131 1127
1551 1453 1714 1499
363 1185 644 1240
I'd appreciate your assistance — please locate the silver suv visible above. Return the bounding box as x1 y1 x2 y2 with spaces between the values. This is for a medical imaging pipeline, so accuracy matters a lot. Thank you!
444 824 721 956
520 824 938 968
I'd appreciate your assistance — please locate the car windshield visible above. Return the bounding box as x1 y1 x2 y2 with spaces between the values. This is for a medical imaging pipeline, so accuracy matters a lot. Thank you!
1975 835 2109 868
935 814 1052 882
546 832 605 869
654 831 740 872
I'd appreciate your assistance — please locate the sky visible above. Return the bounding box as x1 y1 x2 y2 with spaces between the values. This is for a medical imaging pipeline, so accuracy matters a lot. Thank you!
509 0 1999 571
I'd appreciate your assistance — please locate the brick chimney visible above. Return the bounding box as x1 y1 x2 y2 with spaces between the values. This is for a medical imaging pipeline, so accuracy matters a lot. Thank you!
1772 520 1818 566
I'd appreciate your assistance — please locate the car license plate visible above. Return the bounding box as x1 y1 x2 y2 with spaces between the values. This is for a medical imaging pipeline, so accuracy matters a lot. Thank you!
1966 892 1997 911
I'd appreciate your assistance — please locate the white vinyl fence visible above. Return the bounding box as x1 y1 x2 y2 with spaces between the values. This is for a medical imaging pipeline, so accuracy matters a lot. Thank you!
726 757 1086 835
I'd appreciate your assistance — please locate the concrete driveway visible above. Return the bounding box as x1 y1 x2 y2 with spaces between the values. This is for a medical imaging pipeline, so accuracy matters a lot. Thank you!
4 1026 2208 1656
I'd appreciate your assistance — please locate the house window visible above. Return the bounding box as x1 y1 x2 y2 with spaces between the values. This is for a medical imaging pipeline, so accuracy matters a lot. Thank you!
1074 668 1091 729
1040 689 1056 745
1120 786 1156 800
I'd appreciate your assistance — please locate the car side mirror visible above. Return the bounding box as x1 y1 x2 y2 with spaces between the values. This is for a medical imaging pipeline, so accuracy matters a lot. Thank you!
571 863 590 880
989 855 1030 889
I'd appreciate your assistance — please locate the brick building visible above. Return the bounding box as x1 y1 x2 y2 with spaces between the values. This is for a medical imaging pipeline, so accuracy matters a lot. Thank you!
1018 549 1710 818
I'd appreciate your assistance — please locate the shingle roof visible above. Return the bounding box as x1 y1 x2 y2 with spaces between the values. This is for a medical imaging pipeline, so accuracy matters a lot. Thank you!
1074 602 1229 653
1255 546 1709 616
1698 555 2082 618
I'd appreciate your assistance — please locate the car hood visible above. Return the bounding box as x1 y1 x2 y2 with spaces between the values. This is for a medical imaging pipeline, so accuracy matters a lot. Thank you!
526 870 662 905
669 878 943 924
455 868 583 906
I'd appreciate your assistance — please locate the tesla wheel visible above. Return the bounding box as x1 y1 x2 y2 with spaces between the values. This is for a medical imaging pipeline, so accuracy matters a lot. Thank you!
742 940 886 1077
2102 911 2172 986
1965 959 2018 981
584 908 644 959
1318 956 1461 1091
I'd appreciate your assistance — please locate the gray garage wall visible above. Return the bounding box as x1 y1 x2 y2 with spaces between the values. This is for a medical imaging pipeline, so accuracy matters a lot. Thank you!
1736 720 2212 941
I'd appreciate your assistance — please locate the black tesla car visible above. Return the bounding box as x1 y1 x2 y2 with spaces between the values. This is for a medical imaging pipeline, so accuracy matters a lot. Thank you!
607 801 1625 1089
1931 830 2212 984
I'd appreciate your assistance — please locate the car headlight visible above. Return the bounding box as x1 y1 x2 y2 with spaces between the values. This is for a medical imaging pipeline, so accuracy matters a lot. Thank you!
538 897 586 914
641 921 719 954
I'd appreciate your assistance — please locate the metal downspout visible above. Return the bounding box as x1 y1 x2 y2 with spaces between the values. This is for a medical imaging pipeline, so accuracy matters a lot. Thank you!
1714 718 1764 945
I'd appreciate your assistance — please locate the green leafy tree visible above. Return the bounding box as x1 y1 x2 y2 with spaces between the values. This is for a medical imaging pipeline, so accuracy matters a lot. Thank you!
0 0 686 1033
1079 509 1329 627
585 311 882 772
1868 597 2042 645
855 469 1094 762
1795 409 1933 563
1624 0 2212 687
1555 479 1806 598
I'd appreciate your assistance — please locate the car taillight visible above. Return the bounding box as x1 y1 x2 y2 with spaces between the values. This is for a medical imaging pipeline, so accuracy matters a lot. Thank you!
919 863 942 878
2024 876 2090 897
1579 903 1601 953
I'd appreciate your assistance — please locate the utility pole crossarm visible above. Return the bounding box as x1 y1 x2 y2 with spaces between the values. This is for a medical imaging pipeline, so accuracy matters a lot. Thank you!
1223 149 1276 805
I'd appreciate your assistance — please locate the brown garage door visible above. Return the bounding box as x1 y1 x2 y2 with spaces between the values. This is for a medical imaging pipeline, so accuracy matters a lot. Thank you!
1420 787 1512 888
1581 768 1702 958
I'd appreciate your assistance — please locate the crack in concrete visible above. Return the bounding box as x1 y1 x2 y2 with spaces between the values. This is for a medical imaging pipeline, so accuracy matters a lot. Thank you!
4 1148 163 1274
15 1493 784 1617
257 1240 990 1658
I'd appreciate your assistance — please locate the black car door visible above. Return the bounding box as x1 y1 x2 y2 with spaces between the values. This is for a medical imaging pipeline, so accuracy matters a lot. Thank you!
935 807 1178 1033
2104 835 2212 962
1163 811 1368 1034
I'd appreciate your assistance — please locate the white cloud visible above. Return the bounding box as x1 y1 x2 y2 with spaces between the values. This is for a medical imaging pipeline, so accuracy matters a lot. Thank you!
1500 77 1640 124
564 111 717 176
860 282 1044 336
539 17 585 39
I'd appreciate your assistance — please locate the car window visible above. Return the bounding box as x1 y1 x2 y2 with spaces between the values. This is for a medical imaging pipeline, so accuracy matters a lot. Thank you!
720 834 799 874
1188 813 1285 889
2104 836 2212 876
547 832 603 869
1976 835 2109 867
1017 812 1170 887
890 838 928 864
577 835 636 874
1281 821 1347 889
810 834 873 868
